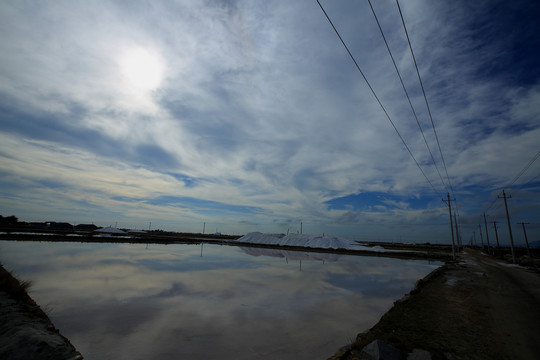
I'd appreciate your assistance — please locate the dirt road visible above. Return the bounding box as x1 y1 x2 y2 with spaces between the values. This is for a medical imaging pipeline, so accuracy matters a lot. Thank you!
468 251 540 359
331 249 540 360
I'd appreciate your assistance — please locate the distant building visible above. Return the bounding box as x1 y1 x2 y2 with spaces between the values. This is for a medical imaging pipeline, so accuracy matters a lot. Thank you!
45 222 74 231
74 224 99 232
28 222 46 229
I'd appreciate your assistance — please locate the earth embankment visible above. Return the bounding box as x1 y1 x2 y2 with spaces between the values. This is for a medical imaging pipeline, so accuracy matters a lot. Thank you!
0 264 83 360
330 249 540 360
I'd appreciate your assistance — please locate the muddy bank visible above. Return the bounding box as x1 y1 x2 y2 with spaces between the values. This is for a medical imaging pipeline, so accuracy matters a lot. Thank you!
0 264 83 360
329 249 540 360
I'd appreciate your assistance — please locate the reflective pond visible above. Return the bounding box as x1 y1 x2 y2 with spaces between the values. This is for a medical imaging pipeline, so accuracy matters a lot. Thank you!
0 241 441 359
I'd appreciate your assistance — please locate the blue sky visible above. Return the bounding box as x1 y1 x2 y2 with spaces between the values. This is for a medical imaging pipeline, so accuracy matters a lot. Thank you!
1 0 539 244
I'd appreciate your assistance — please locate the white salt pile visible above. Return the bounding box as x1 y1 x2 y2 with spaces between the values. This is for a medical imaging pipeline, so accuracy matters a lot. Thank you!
237 232 386 251
94 226 126 234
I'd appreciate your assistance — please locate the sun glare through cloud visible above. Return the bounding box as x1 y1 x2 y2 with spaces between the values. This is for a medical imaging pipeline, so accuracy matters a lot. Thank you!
119 47 164 91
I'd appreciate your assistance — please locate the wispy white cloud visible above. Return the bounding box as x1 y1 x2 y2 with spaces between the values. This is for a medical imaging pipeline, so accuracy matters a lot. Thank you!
1 0 539 242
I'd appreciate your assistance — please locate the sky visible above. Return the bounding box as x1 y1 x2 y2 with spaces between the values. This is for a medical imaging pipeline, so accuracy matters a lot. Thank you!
1 0 539 244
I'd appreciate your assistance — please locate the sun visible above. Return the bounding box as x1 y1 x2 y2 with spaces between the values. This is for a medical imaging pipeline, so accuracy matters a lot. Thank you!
120 47 164 91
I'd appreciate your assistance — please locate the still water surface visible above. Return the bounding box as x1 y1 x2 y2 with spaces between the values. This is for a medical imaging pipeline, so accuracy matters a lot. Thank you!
0 241 440 359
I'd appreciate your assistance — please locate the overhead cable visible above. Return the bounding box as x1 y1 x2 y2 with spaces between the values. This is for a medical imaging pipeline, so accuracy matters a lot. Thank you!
395 0 455 198
315 0 442 198
484 149 540 213
508 149 540 187
367 0 449 195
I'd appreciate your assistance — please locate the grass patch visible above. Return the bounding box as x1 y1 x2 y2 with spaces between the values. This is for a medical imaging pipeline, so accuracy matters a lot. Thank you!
0 263 33 301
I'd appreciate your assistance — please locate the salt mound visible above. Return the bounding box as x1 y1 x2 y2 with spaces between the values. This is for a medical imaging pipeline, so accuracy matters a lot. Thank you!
237 232 353 250
95 226 126 234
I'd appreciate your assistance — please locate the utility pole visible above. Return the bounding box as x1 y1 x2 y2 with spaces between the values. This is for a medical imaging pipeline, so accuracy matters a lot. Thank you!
443 193 456 260
483 213 491 254
517 222 531 257
300 222 303 235
453 212 461 249
492 221 500 248
478 223 484 248
202 222 206 235
498 189 516 264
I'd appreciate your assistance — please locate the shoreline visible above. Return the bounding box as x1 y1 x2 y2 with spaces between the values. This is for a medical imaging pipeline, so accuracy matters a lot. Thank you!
0 264 83 360
329 249 540 360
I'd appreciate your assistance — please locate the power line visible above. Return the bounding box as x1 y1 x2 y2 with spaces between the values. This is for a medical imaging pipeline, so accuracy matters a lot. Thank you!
395 0 455 199
394 0 467 236
483 193 503 214
508 149 540 187
518 170 540 190
484 149 540 214
508 166 540 203
314 0 443 198
366 0 449 195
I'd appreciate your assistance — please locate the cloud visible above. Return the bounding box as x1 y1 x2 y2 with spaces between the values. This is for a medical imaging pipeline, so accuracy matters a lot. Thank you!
0 0 539 242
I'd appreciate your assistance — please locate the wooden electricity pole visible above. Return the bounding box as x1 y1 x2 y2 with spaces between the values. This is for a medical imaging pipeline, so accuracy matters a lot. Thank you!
491 221 500 248
483 213 491 254
443 193 456 260
517 222 531 257
454 212 461 249
498 189 516 264
478 223 484 248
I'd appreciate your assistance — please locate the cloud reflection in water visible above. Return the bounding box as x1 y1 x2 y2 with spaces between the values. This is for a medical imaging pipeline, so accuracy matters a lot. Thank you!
0 241 440 359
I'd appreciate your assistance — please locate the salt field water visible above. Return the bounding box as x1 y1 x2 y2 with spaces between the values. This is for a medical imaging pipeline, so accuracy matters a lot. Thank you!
0 240 441 359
